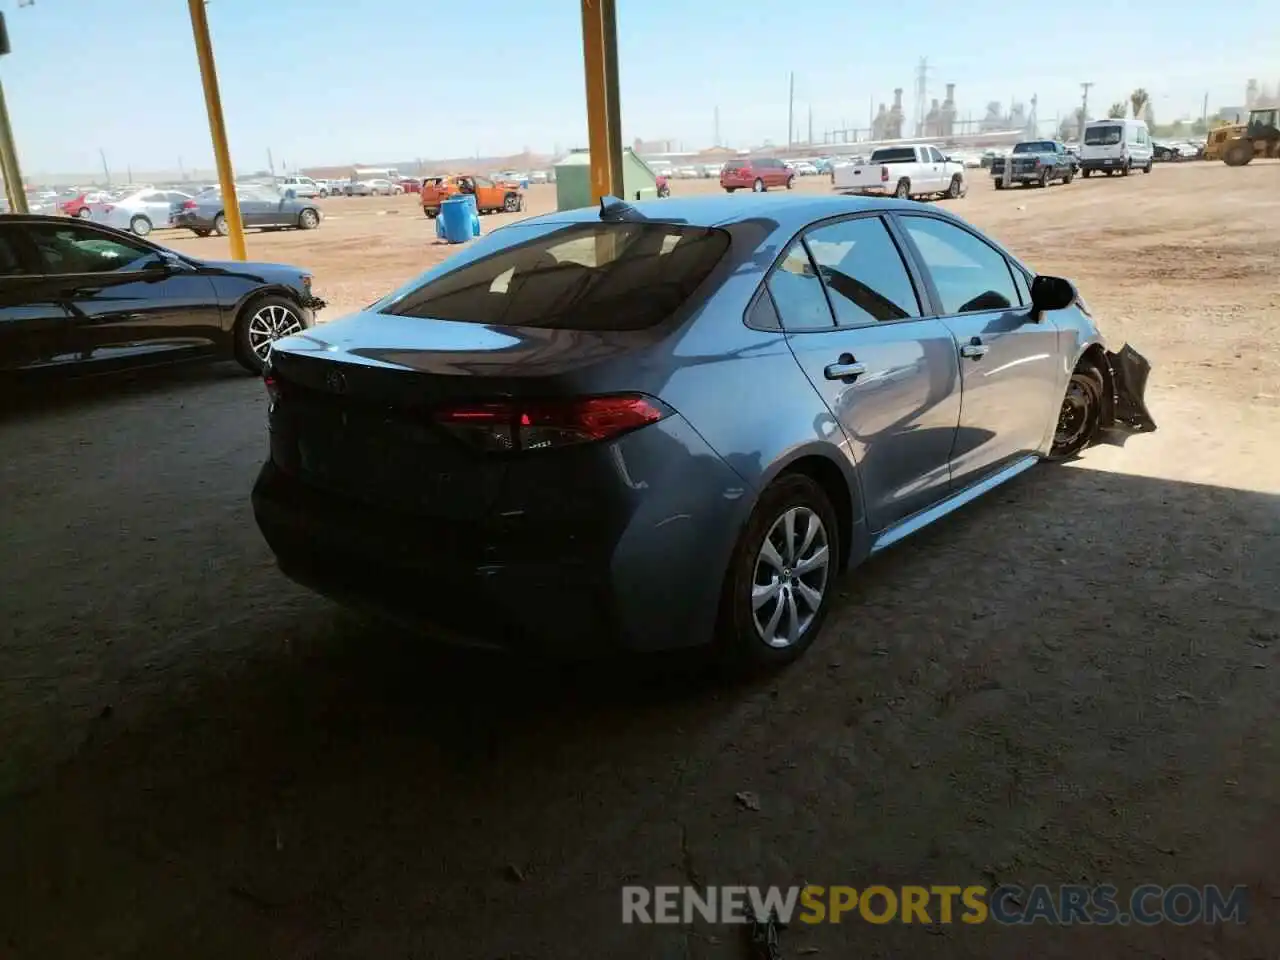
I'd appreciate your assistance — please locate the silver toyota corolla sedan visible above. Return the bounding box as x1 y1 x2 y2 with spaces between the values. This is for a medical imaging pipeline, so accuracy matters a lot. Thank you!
252 194 1156 668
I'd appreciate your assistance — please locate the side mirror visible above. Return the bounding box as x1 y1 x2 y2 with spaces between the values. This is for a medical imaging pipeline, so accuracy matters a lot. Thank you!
1030 275 1075 317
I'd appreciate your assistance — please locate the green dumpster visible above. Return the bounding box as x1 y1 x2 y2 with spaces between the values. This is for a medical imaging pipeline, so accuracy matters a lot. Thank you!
552 148 663 212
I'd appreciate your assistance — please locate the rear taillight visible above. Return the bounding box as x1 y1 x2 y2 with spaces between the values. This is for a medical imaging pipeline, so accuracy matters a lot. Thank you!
182 199 197 209
880 166 890 182
264 370 282 403
433 394 671 453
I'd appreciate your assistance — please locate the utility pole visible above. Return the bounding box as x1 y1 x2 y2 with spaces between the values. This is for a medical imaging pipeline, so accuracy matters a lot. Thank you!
787 72 795 152
178 156 185 180
267 148 275 179
807 105 813 145
1201 90 1209 129
714 105 720 147
99 148 110 187
127 164 133 185
1079 81 1094 140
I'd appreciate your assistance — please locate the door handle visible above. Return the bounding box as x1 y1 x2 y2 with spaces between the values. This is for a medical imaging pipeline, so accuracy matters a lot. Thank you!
824 354 867 381
959 338 989 360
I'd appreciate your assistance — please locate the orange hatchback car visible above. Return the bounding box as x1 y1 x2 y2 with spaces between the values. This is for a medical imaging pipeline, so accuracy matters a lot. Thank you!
420 175 525 218
719 157 794 193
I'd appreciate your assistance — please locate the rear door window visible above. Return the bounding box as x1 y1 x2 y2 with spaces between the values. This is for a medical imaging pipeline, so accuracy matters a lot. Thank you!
380 221 730 331
803 216 921 327
766 241 835 331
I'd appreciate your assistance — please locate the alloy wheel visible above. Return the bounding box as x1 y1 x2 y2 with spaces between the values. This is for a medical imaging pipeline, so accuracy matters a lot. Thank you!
751 506 830 648
247 303 304 363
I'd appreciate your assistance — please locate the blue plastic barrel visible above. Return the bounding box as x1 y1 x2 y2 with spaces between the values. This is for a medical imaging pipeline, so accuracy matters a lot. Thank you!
439 196 475 244
457 193 481 236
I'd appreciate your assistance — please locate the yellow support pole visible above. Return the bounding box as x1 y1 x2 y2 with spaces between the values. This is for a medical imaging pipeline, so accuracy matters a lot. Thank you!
186 0 246 261
0 79 28 213
580 0 624 204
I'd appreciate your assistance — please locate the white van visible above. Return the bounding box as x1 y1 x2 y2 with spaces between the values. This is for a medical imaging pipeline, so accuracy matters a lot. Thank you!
1079 118 1153 177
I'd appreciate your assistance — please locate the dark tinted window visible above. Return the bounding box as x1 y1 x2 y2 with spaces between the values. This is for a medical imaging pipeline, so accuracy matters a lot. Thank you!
0 227 29 276
1084 124 1123 145
870 147 916 164
746 288 782 330
1012 141 1056 154
766 241 834 331
804 217 920 326
899 216 1018 315
27 223 154 275
381 221 730 331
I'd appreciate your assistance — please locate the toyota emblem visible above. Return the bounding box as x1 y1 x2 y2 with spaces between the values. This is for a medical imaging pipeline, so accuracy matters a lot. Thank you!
325 369 347 393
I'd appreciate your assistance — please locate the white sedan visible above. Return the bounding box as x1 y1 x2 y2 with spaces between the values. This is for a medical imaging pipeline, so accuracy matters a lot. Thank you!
85 188 193 236
347 178 403 196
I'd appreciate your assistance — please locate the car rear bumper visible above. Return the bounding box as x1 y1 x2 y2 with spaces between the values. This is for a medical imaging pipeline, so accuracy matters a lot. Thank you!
835 184 890 195
1080 158 1127 170
251 415 750 657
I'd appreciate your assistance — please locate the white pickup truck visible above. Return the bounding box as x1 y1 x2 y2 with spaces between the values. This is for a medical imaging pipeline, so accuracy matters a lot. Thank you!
831 145 967 200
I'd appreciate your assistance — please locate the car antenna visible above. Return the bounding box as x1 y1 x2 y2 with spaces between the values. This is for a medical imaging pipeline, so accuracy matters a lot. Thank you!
599 195 648 222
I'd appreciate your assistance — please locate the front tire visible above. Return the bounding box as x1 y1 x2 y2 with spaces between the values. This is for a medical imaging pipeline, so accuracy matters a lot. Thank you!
234 295 306 375
1063 167 1075 184
298 207 320 229
77 208 92 219
129 215 152 237
785 177 795 190
213 213 229 236
947 175 963 198
752 178 766 193
1049 364 1104 460
715 474 838 671
503 192 522 212
1039 168 1052 188
894 178 910 199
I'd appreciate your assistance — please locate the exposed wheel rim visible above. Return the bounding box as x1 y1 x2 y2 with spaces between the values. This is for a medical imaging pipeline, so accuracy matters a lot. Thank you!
751 506 830 649
77 208 91 218
247 303 304 363
1055 375 1096 451
949 177 962 197
301 210 318 228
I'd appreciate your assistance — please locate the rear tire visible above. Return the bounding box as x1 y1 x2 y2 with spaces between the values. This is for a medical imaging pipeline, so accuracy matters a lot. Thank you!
894 178 910 199
947 174 963 198
1049 364 1104 460
1224 143 1252 167
1121 160 1132 177
1082 168 1092 178
1039 168 1052 187
129 215 152 237
192 228 210 238
1063 167 1075 184
753 178 766 193
714 473 839 672
77 207 92 219
213 213 229 236
298 208 319 230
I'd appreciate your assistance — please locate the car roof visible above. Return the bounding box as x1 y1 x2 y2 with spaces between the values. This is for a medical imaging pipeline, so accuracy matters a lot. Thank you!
518 193 931 230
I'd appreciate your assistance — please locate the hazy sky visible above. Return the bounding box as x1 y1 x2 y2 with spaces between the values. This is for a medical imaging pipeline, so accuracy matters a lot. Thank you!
3 0 1276 174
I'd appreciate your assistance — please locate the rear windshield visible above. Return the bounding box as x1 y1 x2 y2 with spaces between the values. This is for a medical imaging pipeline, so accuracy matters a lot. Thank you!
1084 124 1123 145
379 221 731 331
870 147 916 164
1013 141 1055 153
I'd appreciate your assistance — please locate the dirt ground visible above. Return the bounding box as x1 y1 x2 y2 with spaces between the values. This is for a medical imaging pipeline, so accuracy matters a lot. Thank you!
1 163 1278 959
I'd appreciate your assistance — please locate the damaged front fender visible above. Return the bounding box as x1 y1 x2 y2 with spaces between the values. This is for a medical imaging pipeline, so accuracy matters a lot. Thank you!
1105 343 1157 432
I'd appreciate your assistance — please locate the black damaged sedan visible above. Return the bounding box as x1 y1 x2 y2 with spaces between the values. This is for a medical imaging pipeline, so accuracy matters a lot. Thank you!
0 214 325 379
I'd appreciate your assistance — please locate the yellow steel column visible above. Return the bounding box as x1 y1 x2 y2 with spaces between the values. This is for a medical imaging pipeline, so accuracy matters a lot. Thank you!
186 0 246 260
0 80 27 213
580 0 623 203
